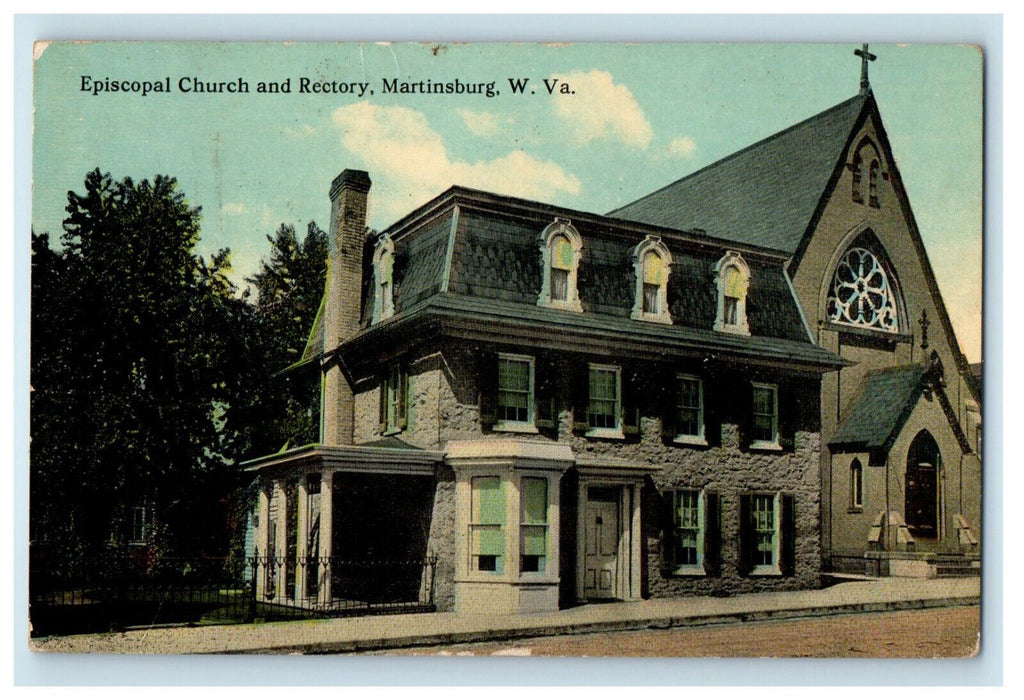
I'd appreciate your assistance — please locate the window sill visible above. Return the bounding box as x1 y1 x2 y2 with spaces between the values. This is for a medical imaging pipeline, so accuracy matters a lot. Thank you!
847 506 864 514
749 440 783 452
713 323 751 337
493 422 540 434
538 299 583 313
585 427 625 440
673 434 708 447
668 565 706 577
750 565 782 577
632 312 673 325
382 427 404 437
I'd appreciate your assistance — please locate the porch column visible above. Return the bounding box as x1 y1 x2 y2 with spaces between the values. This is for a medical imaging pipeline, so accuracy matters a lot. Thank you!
274 479 288 601
317 470 334 606
255 482 271 599
296 475 309 604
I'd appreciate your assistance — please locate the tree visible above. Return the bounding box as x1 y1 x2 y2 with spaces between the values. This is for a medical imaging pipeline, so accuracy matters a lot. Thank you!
31 170 249 563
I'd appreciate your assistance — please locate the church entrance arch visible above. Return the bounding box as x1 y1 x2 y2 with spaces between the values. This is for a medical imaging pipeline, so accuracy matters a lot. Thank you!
905 430 940 537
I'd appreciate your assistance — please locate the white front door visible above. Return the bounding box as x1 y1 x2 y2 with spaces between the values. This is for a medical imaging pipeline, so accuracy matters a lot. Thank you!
584 496 619 599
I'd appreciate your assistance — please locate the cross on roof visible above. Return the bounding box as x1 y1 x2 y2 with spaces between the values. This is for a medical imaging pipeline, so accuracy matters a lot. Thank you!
855 43 877 95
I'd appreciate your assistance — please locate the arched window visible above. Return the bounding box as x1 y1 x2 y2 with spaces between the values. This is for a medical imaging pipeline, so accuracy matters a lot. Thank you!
631 235 672 324
825 236 901 333
713 251 750 336
538 219 583 312
850 459 863 510
372 234 395 324
851 139 883 208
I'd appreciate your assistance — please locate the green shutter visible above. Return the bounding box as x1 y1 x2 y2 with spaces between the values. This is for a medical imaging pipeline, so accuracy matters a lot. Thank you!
780 493 796 577
479 353 498 426
704 492 721 576
521 477 547 524
738 494 753 576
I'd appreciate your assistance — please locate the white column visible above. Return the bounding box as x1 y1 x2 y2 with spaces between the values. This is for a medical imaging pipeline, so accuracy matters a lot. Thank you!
255 483 271 599
317 471 334 606
274 479 288 602
296 476 309 604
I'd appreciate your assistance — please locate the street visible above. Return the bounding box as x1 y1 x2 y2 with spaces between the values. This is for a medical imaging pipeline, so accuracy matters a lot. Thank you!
370 605 980 658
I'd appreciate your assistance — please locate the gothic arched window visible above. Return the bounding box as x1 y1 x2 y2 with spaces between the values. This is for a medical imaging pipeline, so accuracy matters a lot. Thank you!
826 239 901 333
631 235 672 324
851 139 882 208
538 219 583 312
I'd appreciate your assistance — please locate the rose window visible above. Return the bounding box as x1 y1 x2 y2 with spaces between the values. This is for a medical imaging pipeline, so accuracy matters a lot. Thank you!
826 247 899 332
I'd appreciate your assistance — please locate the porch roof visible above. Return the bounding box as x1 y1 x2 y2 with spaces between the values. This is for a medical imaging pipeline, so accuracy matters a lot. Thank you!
240 442 444 476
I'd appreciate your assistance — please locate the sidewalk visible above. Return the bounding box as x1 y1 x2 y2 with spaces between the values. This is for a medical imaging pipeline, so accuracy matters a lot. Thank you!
30 577 979 655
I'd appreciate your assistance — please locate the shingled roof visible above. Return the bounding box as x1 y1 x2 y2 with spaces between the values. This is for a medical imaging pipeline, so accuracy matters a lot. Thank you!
830 363 930 450
608 94 870 253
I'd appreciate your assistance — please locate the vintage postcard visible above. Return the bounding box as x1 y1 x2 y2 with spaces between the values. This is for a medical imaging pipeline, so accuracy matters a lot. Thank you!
29 41 982 657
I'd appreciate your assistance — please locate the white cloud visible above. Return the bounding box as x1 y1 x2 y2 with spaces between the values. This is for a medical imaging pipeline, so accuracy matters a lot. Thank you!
455 108 506 137
220 202 247 215
551 70 653 149
331 103 581 220
667 136 697 158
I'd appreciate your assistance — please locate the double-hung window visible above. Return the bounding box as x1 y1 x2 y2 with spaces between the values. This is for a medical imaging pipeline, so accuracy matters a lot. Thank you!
519 477 549 573
587 364 622 437
674 375 705 444
470 476 505 573
751 493 779 573
496 354 535 430
672 489 703 571
751 383 779 448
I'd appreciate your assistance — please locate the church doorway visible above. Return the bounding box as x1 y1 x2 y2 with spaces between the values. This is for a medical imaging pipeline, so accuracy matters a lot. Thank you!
905 430 940 538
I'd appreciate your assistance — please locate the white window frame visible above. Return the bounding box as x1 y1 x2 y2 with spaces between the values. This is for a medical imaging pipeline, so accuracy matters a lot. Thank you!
750 382 780 450
673 374 706 445
371 234 396 324
713 251 751 336
495 353 538 433
129 504 152 546
586 363 623 439
631 235 673 325
538 218 584 313
750 492 781 576
671 489 706 575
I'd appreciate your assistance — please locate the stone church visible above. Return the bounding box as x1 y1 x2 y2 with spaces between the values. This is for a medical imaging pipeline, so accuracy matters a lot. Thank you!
243 58 981 615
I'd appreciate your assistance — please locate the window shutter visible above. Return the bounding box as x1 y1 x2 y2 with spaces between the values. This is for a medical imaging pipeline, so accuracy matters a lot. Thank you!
738 381 754 448
661 380 678 439
778 383 795 451
572 365 589 432
622 368 640 436
378 374 387 433
703 491 721 577
780 493 796 577
396 368 408 431
660 491 676 572
738 494 753 576
535 358 556 429
478 352 498 427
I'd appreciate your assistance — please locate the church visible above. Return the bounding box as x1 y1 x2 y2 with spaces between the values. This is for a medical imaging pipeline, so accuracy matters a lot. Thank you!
242 49 981 615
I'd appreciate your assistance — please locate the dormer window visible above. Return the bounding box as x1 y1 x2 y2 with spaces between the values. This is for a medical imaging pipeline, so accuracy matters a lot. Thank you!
538 219 583 312
713 251 750 336
631 235 672 324
372 234 395 324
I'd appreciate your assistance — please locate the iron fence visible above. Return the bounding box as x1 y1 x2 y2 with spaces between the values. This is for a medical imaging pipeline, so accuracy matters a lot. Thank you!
30 549 438 637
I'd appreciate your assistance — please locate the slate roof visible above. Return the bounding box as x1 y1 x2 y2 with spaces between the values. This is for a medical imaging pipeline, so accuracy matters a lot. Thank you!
830 363 930 449
608 94 869 253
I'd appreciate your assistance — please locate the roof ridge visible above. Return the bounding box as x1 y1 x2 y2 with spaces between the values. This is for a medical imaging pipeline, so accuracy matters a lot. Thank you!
608 93 868 217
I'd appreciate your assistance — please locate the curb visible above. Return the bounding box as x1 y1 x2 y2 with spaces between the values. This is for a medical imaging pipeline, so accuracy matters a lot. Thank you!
231 595 980 655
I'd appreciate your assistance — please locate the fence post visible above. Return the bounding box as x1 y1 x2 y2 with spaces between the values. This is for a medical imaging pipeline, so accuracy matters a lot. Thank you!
248 553 258 622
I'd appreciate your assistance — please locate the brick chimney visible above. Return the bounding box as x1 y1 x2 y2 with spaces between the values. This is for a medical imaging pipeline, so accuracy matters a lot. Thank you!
321 169 371 446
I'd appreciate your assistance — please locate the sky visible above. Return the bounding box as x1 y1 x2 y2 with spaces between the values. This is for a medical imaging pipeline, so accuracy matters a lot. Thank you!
31 41 983 361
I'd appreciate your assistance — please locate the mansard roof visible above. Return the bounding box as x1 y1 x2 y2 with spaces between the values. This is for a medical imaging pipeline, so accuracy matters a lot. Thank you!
321 186 843 373
607 94 870 254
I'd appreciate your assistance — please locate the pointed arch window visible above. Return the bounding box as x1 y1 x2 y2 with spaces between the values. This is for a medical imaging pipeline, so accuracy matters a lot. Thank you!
826 238 901 333
538 219 583 312
371 234 396 324
631 235 672 324
849 459 864 511
851 139 882 209
713 251 750 336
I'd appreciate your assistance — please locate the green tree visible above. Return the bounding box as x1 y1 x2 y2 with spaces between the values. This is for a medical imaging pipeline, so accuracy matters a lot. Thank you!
31 170 249 562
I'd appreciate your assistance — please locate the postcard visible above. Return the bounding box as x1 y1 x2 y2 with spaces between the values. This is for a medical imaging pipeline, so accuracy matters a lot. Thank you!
29 41 981 657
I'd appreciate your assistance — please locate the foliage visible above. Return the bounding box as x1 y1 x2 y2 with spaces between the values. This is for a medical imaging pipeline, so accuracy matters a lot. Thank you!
30 170 326 567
